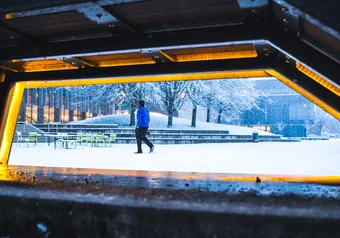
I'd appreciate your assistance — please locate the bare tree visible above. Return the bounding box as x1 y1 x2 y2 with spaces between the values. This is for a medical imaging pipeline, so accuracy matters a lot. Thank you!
188 79 261 124
65 84 120 120
310 106 340 136
117 83 161 126
303 119 313 136
276 121 286 135
118 84 144 126
156 81 191 127
186 81 208 127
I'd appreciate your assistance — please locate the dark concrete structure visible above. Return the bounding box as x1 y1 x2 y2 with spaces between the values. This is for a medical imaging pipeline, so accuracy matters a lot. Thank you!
0 0 339 236
1 166 340 237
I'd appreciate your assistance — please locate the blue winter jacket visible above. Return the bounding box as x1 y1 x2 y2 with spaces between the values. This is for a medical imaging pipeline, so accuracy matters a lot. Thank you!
137 106 150 127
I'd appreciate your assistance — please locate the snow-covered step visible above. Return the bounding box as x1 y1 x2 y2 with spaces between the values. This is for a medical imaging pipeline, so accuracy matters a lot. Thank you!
115 133 281 139
117 133 230 139
34 127 118 133
115 137 299 144
34 123 118 129
33 124 231 135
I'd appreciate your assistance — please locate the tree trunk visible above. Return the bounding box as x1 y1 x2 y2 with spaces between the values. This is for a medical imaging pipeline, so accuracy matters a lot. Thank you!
54 108 61 122
191 105 197 127
315 122 323 135
80 111 86 121
206 108 211 122
68 110 74 121
217 108 223 124
102 105 108 115
168 111 173 127
37 106 44 123
130 104 136 127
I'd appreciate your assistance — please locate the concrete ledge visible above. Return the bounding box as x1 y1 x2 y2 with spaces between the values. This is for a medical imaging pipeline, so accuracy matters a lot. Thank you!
115 138 300 144
12 136 299 144
0 165 340 237
1 186 340 238
290 137 330 141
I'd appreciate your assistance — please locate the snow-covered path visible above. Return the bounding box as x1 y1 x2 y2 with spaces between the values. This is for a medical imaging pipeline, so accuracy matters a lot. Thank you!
9 140 340 176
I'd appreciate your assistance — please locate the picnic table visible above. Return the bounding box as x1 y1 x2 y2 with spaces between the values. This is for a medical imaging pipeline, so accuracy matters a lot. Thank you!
45 133 116 149
45 134 77 150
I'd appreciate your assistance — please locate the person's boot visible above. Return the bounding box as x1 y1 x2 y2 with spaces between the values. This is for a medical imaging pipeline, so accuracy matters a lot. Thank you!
149 145 155 153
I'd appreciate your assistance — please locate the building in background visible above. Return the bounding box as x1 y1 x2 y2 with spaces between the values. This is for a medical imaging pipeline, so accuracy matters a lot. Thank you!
18 88 115 124
178 79 315 137
240 79 314 137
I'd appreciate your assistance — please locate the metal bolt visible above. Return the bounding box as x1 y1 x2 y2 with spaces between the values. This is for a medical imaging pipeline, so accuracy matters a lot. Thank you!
154 55 159 59
109 24 115 28
146 50 152 53
96 14 102 19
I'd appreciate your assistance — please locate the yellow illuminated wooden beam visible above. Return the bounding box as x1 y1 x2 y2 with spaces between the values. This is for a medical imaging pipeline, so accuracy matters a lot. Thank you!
95 58 155 67
166 50 258 62
265 70 340 120
0 72 5 82
0 65 19 73
296 62 340 97
22 60 78 72
159 50 176 61
24 70 270 88
162 44 258 62
0 82 25 165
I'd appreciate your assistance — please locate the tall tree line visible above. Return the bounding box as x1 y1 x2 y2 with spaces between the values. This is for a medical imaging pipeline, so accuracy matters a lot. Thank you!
20 79 261 127
67 79 261 127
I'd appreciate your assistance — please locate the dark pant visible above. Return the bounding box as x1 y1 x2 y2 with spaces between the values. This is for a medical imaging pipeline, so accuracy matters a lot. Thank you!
135 127 153 152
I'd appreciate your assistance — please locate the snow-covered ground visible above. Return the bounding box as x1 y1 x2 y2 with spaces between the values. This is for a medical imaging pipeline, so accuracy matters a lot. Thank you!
71 113 272 135
9 140 340 176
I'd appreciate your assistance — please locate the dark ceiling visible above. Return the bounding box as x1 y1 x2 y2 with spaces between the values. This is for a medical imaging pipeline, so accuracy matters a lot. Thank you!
0 0 338 116
0 0 338 70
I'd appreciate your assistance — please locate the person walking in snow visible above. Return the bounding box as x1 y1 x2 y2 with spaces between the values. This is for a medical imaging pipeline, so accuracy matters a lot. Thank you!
135 100 154 154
